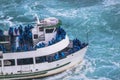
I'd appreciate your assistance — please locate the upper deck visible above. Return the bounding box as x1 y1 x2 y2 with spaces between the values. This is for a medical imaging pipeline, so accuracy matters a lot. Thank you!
0 17 64 54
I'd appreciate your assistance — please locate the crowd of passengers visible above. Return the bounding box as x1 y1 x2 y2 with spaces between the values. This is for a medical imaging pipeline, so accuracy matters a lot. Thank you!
0 25 67 52
0 25 34 53
36 39 88 63
35 27 66 48
0 25 88 54
9 24 34 52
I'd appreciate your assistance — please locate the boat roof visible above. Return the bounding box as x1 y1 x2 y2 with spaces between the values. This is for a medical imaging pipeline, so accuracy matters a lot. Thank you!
38 17 62 28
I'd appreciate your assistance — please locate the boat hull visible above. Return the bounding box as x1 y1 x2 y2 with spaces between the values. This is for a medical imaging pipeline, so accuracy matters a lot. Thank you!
0 46 88 80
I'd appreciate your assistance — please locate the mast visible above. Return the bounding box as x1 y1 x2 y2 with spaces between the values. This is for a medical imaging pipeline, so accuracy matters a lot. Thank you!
34 14 40 24
86 26 89 44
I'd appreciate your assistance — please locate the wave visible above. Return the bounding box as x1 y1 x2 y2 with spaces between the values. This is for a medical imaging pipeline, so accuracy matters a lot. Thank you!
102 0 120 7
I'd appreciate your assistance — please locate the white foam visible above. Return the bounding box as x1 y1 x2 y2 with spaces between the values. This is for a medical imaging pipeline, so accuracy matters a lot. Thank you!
46 7 80 18
63 59 113 80
102 0 120 7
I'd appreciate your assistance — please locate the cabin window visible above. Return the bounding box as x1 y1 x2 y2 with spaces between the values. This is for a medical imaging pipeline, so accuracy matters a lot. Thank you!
0 36 9 42
0 61 2 67
34 34 38 39
35 56 46 63
39 27 44 32
37 24 41 26
17 58 33 65
0 53 3 58
4 59 15 66
45 28 54 33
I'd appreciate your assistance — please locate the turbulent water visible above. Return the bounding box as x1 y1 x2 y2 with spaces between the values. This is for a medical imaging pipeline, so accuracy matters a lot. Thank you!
0 0 120 80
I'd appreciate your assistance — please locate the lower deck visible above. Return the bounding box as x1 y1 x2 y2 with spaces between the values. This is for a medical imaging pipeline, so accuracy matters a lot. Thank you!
0 46 88 80
0 39 88 69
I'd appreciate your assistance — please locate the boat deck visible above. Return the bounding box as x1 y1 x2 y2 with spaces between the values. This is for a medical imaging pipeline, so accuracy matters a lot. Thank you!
35 39 88 63
0 27 66 54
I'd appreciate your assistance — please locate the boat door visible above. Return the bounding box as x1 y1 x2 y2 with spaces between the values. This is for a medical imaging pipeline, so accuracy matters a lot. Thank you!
18 58 34 73
38 27 45 41
21 65 32 73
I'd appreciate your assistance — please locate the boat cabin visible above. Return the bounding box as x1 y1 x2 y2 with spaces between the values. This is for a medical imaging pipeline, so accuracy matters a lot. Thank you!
32 17 60 45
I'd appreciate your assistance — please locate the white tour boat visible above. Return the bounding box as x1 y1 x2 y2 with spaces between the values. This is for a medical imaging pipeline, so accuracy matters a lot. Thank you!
0 17 88 80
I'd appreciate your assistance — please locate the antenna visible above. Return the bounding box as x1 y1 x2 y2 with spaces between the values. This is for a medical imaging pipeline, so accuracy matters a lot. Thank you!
87 31 89 44
86 26 89 44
